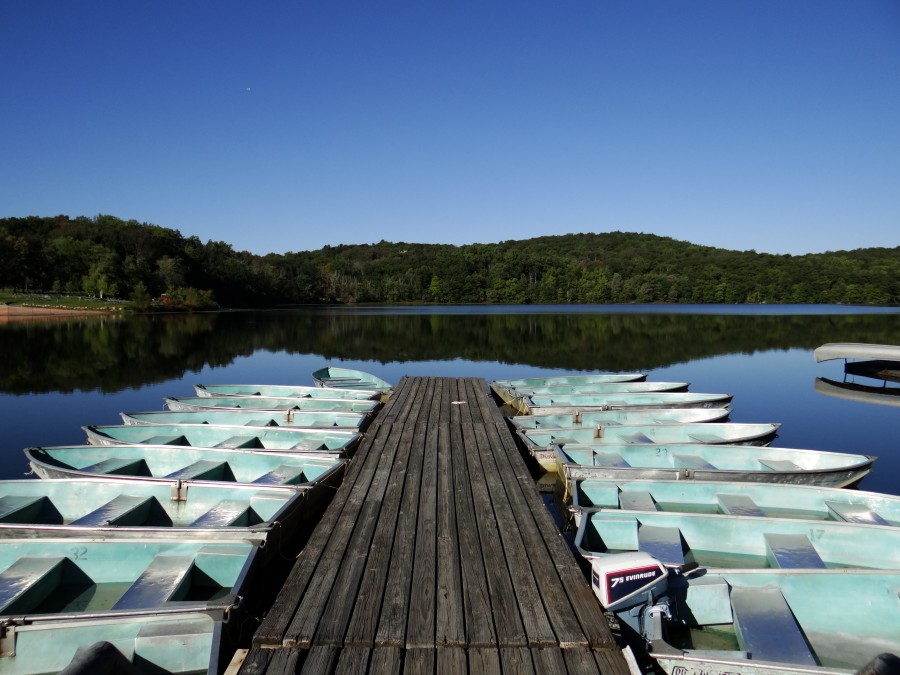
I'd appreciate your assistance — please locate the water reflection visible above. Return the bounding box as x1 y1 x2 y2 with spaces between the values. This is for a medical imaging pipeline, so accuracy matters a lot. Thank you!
2 307 899 394
814 378 900 408
2 306 899 495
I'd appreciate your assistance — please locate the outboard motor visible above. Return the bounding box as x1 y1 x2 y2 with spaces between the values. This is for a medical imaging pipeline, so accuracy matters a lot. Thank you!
591 552 695 653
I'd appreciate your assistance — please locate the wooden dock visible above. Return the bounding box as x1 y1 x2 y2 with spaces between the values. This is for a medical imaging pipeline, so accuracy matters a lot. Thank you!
237 377 630 674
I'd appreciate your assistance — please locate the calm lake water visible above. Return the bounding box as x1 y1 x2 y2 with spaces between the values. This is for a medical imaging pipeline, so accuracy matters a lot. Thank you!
1 305 898 494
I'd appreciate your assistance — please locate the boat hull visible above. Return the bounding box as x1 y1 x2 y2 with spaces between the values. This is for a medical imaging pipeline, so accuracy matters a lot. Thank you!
557 445 874 489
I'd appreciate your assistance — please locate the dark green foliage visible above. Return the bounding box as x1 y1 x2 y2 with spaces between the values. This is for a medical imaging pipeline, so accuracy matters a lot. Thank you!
1 216 897 306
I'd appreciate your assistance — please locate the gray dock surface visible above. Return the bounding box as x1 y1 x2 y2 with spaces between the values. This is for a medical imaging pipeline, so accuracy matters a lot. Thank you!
239 377 629 674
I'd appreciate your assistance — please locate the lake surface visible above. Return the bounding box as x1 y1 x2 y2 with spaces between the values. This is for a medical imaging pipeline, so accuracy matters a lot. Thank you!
1 305 898 494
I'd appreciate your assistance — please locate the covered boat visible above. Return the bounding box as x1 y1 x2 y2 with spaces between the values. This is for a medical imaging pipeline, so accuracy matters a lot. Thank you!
194 383 380 400
165 395 381 414
311 366 392 391
0 537 260 674
521 391 734 415
509 407 731 430
83 423 360 455
520 423 780 471
574 508 900 569
25 444 346 490
591 553 900 675
568 477 900 528
121 408 369 430
557 444 874 488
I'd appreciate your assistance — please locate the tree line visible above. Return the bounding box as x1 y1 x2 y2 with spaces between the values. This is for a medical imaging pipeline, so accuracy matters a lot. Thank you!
2 215 897 308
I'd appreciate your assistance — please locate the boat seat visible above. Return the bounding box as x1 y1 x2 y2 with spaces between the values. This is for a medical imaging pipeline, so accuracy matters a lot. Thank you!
164 460 232 481
112 554 195 610
758 459 802 472
618 490 658 511
213 436 264 449
731 586 816 665
637 524 685 566
290 442 330 451
190 500 253 527
593 452 631 468
244 419 277 427
687 432 725 444
0 557 66 614
0 495 48 523
620 432 656 443
251 465 309 486
80 457 150 476
825 501 890 526
71 495 156 527
143 435 189 446
717 494 767 517
764 533 827 569
672 454 717 470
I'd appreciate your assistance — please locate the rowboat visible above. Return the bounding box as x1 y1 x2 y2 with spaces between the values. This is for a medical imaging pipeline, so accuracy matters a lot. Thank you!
498 382 690 413
0 537 259 674
814 377 900 408
311 366 392 391
557 444 874 488
121 408 369 430
0 478 311 545
520 391 734 415
83 423 360 455
25 444 346 490
574 508 900 569
490 372 647 403
494 373 647 387
568 477 900 528
509 407 731 430
591 553 900 675
194 383 380 400
520 423 781 471
165 395 381 414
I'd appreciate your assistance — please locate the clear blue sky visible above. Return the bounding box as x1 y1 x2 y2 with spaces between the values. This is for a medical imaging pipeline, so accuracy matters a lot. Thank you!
3 1 898 256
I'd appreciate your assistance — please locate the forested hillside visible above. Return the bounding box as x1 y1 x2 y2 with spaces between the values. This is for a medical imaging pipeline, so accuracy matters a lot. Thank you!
2 215 897 308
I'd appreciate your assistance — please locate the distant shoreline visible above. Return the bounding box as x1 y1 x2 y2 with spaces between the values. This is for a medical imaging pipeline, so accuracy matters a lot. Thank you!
0 304 116 324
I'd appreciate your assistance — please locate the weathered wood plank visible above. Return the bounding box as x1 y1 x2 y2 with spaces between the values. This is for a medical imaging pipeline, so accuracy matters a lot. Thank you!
435 423 465 646
500 647 536 675
472 421 557 647
477 419 587 647
298 645 337 675
468 647 502 675
406 423 439 648
343 432 415 646
460 421 527 647
375 379 436 645
449 422 496 647
334 646 371 674
405 648 435 675
368 647 402 675
253 421 391 646
436 646 467 675
531 647 567 675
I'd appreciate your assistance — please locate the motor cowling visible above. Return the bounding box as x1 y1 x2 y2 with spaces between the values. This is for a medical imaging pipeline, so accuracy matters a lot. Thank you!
591 552 669 612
